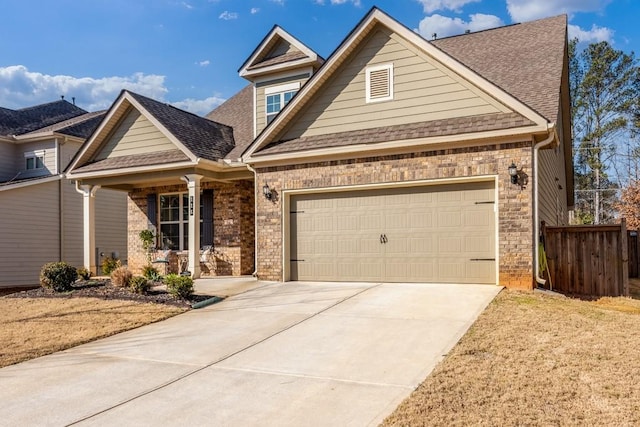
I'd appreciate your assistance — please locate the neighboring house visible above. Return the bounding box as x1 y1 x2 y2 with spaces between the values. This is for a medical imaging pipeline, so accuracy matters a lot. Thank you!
67 8 572 289
0 100 128 287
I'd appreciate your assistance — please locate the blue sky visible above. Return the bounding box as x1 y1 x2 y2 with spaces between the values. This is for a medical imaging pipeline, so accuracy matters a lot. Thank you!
0 0 636 115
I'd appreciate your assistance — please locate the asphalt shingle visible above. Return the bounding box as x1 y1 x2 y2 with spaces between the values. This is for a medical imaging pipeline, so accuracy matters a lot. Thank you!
0 100 88 136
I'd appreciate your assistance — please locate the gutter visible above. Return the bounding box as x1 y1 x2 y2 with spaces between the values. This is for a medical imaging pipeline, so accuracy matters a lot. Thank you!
533 124 558 286
243 161 259 278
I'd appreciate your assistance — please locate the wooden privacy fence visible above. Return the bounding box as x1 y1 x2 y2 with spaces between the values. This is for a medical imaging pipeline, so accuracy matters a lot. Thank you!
629 231 639 278
541 220 629 297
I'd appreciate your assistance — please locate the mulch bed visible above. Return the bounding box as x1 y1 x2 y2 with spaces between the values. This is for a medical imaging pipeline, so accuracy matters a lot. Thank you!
3 280 213 308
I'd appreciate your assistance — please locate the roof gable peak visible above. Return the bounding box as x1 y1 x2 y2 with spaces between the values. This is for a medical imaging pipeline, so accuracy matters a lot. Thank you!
239 25 323 79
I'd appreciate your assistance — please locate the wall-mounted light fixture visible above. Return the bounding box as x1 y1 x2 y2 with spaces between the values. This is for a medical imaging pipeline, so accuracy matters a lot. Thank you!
262 183 273 200
508 162 518 185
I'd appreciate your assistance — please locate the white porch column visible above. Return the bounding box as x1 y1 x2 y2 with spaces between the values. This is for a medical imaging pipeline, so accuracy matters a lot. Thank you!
76 183 100 275
182 174 202 278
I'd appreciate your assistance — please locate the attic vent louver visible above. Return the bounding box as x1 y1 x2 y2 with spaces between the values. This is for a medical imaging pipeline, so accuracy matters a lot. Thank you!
366 63 393 103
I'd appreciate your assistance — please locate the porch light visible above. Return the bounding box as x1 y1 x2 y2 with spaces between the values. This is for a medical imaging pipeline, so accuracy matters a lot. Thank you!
508 162 518 185
263 183 273 200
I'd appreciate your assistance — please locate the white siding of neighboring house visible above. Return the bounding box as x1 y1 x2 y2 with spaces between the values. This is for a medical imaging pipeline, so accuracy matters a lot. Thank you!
17 140 57 179
0 142 17 181
0 179 61 286
62 180 128 275
60 140 82 172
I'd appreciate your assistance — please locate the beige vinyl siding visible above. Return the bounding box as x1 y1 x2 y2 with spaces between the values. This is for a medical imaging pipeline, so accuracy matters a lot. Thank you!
62 182 128 271
19 140 56 179
95 109 177 160
60 140 82 172
538 116 569 226
283 27 510 140
95 189 128 265
0 180 61 286
0 142 16 181
256 74 310 135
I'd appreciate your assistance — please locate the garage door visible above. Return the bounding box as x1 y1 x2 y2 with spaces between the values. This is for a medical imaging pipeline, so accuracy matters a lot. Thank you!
289 182 496 284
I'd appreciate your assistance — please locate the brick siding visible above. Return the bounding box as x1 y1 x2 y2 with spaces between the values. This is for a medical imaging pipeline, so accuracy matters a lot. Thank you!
127 179 254 276
255 142 535 289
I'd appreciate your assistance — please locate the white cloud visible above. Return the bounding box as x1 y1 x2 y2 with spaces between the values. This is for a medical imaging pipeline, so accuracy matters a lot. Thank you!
0 65 168 112
270 0 284 5
197 60 211 67
171 96 226 116
568 23 613 43
416 0 480 13
219 11 238 20
250 7 260 14
416 13 504 39
506 0 611 22
181 1 193 10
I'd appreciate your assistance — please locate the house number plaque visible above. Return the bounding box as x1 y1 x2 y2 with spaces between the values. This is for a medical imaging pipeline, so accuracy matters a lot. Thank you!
189 196 194 216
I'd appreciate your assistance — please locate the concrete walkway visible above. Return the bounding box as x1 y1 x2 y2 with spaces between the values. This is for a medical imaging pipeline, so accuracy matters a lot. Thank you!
0 280 501 426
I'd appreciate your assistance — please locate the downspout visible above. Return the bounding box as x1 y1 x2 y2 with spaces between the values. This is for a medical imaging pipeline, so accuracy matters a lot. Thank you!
533 124 558 286
57 137 63 262
244 162 259 277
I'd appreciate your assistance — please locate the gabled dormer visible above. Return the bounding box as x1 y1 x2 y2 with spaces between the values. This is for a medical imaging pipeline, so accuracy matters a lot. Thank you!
239 26 323 137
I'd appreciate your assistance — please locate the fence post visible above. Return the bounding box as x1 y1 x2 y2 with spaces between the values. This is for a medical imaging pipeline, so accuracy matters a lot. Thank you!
622 218 629 297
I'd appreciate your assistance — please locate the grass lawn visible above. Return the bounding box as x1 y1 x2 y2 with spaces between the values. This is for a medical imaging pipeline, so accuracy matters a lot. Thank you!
0 297 185 368
383 288 640 426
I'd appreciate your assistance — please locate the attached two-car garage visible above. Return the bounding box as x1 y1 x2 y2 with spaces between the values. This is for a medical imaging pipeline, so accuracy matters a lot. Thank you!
289 181 496 284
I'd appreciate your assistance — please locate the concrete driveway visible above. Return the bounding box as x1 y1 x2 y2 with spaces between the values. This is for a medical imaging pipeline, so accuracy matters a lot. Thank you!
0 281 501 426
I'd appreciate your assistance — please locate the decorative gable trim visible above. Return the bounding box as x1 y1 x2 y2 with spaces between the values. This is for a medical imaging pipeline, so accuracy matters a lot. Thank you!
239 26 323 79
67 91 198 177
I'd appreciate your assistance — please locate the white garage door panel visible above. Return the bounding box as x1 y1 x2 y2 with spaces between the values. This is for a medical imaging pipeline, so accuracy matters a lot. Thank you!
290 182 496 284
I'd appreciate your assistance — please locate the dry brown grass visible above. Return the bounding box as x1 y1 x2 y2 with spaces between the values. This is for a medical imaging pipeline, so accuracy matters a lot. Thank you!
383 290 640 426
0 298 185 368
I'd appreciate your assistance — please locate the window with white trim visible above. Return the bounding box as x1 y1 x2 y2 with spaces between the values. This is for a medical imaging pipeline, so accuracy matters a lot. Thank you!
159 193 204 251
265 82 300 124
366 63 394 103
24 151 45 170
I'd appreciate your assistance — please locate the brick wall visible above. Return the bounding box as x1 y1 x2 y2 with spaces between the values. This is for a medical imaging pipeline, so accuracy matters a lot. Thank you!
127 179 254 276
255 142 534 289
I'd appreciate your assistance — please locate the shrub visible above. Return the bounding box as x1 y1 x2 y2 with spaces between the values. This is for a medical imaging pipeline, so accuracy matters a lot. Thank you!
129 276 150 294
76 267 91 280
101 256 121 275
142 265 161 282
40 262 78 292
110 266 132 288
164 274 194 299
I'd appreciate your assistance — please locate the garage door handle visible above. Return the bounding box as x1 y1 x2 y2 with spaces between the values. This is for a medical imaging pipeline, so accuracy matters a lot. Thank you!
380 234 388 244
380 234 384 244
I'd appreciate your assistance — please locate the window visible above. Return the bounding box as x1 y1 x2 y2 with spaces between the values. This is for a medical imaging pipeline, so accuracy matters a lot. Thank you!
366 63 394 103
158 193 204 250
265 82 300 124
24 151 45 170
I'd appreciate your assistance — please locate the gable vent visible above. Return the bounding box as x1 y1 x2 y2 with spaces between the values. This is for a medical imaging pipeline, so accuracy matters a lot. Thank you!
366 64 393 103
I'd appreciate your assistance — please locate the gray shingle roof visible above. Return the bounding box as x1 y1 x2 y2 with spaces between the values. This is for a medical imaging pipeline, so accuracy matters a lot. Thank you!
128 91 235 161
205 85 254 161
255 112 534 156
0 100 88 136
72 149 190 174
20 111 106 139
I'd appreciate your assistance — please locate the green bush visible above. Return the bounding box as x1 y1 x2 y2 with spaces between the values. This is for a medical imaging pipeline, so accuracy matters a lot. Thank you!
40 262 78 292
101 256 121 275
110 266 132 288
76 267 91 280
142 265 161 282
129 276 150 294
164 274 194 299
